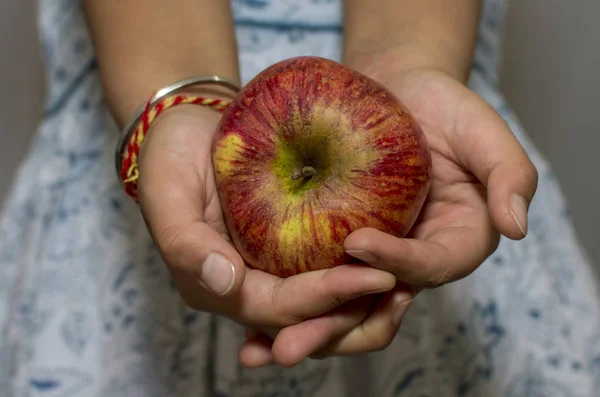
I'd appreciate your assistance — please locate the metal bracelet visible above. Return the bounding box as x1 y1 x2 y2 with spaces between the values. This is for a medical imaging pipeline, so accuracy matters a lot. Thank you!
114 75 241 179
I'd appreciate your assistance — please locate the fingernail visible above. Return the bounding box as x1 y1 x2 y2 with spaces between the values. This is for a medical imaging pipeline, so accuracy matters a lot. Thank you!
392 291 414 326
509 193 529 236
200 252 236 295
345 249 378 263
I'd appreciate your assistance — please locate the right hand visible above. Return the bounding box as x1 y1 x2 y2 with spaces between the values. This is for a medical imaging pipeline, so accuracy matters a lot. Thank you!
136 102 401 367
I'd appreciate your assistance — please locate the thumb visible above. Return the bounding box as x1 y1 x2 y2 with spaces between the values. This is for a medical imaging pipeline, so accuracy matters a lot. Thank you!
136 107 246 296
454 96 539 240
151 220 246 297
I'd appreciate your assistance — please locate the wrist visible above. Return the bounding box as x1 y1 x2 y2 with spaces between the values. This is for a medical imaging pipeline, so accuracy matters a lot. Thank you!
146 99 223 138
344 42 473 85
112 80 238 129
117 78 239 201
128 86 237 160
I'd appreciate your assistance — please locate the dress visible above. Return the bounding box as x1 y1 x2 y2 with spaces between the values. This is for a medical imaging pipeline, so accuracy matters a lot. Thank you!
1 0 600 396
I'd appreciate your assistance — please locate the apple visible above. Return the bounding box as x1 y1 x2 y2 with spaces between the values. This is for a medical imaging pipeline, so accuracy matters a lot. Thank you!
211 56 431 278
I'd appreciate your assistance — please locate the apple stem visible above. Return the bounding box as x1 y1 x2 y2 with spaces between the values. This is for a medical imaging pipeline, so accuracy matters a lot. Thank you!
291 166 317 180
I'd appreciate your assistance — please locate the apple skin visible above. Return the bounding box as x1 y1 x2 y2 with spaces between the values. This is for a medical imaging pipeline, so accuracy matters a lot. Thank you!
211 56 431 278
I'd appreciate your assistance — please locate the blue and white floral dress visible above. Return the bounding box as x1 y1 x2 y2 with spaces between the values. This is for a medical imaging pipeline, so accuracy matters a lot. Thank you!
1 1 599 396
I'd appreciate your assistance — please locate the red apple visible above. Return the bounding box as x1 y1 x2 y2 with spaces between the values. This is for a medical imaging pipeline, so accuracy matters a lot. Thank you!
212 56 431 278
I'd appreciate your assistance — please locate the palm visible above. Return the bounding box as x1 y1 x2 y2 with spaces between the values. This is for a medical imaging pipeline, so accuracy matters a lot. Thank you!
201 147 232 242
347 68 508 285
147 109 231 241
397 70 494 236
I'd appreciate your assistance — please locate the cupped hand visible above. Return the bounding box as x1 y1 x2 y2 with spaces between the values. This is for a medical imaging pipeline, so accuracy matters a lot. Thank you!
344 67 539 284
135 102 397 367
259 64 539 364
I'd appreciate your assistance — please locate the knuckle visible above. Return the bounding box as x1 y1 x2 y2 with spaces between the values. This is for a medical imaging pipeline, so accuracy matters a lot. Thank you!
270 278 301 325
362 325 395 352
387 260 409 280
420 243 455 288
385 239 416 279
370 331 396 352
319 270 350 308
416 268 447 289
155 224 193 270
269 278 283 317
431 266 452 288
517 161 539 191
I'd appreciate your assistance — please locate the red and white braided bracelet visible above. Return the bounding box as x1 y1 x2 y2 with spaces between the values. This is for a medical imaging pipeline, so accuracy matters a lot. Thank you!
115 75 240 201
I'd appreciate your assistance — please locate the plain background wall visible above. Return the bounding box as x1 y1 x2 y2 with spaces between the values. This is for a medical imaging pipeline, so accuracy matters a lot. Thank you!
0 1 598 266
0 0 44 201
499 0 600 266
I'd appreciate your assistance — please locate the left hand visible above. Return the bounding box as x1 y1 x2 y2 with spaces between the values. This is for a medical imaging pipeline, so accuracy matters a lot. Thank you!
238 61 538 366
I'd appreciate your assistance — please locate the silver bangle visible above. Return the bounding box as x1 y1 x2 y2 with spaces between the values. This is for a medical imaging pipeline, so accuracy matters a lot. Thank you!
115 75 241 180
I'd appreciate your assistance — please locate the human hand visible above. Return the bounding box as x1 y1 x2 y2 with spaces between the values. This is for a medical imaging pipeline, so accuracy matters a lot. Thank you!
344 66 538 285
135 101 398 367
248 61 539 365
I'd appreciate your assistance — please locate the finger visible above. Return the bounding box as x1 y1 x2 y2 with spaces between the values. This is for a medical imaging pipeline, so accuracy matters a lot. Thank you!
137 112 246 297
452 96 538 239
225 263 396 327
270 296 375 367
345 226 498 287
248 325 280 341
238 332 274 368
244 327 260 340
310 287 413 357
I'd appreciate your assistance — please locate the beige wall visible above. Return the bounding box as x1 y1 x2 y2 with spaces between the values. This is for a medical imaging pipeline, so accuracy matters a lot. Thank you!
0 0 43 202
0 1 598 266
499 0 600 266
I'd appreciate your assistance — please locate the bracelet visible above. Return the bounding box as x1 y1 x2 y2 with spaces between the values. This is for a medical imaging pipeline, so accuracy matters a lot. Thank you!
115 75 241 201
